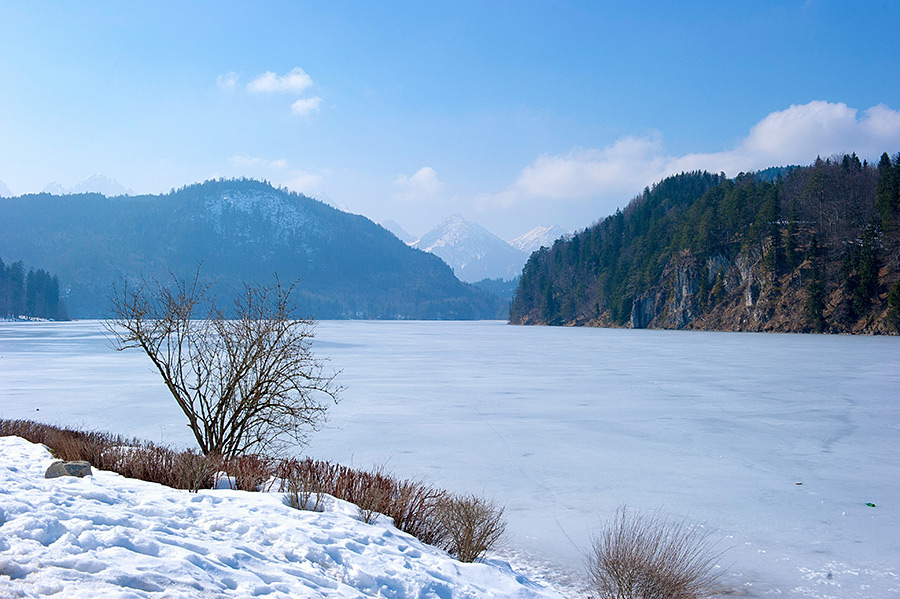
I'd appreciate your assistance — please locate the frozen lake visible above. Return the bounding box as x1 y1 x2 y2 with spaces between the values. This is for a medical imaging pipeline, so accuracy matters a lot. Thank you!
1 320 898 598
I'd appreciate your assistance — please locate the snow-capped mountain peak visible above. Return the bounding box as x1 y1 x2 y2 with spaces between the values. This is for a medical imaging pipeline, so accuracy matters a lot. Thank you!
411 215 527 282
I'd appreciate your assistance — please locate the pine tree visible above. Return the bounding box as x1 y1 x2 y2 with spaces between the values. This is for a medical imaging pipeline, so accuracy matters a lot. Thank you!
887 281 900 333
875 152 896 226
852 223 880 317
804 234 827 332
785 201 799 269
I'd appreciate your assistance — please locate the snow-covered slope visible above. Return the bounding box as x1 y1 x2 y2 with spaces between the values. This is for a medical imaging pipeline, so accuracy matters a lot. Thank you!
509 225 567 254
0 436 562 599
412 215 527 283
0 179 11 198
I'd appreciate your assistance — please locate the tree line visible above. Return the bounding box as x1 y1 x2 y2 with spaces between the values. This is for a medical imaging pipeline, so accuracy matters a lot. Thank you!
0 257 68 320
511 152 900 333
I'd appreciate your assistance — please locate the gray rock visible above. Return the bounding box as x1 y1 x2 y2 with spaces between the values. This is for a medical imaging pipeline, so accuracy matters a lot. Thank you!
45 460 92 479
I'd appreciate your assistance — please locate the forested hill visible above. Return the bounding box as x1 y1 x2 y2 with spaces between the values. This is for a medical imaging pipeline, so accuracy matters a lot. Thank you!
510 153 900 334
0 179 506 319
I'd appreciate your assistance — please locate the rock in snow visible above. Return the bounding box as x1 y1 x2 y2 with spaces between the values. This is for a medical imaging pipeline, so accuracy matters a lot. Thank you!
44 460 92 479
0 437 564 599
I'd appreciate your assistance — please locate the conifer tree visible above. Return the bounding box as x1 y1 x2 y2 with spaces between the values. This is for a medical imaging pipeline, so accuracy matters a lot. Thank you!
804 234 827 332
875 152 896 226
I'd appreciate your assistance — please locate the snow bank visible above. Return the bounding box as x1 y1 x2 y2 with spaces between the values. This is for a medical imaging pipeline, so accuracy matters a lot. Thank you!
0 437 564 599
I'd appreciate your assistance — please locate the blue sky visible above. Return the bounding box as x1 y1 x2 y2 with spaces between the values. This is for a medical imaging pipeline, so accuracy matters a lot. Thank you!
1 1 899 239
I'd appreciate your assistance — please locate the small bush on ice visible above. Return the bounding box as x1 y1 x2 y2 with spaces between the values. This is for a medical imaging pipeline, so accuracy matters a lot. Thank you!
585 506 725 599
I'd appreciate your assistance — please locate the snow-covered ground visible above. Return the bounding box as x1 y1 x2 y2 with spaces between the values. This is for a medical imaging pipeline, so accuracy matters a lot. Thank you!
1 320 898 598
0 436 562 598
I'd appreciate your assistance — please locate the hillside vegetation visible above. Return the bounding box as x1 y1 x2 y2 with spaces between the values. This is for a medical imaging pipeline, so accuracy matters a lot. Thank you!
511 153 900 333
0 179 505 319
0 258 68 320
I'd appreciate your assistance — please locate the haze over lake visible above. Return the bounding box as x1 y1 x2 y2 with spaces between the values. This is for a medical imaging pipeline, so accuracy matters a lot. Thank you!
1 320 897 598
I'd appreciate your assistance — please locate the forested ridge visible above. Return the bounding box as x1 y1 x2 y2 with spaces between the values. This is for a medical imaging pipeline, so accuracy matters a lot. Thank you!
511 152 900 334
0 179 505 319
0 258 68 320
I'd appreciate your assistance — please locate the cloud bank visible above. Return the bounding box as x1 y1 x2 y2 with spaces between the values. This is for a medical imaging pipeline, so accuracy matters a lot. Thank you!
497 101 900 209
230 154 288 170
394 167 441 202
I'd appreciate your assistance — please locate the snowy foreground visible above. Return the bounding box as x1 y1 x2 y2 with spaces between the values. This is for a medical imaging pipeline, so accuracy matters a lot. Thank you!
0 437 564 599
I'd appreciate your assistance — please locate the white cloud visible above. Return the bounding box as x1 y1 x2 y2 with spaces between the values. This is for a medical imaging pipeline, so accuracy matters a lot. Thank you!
247 67 313 94
492 101 900 210
283 170 323 194
216 72 239 91
229 154 288 170
291 97 323 116
394 167 441 202
513 135 668 201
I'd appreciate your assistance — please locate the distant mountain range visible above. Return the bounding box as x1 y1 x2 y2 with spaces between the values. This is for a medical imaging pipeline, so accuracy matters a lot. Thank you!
0 179 11 198
0 179 506 319
411 215 527 283
392 216 566 283
43 174 133 197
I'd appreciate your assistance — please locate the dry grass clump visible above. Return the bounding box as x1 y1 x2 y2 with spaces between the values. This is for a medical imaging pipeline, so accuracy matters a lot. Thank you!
435 493 506 563
585 506 726 599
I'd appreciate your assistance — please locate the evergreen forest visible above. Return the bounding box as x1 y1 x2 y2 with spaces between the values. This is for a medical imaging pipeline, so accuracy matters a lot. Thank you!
511 152 900 334
0 258 68 320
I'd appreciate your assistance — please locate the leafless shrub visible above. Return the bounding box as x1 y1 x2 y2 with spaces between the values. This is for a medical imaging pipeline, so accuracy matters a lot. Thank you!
0 419 217 491
436 493 506 563
271 457 447 543
276 458 327 511
357 483 389 523
585 506 726 599
386 479 448 546
174 451 215 492
223 454 274 491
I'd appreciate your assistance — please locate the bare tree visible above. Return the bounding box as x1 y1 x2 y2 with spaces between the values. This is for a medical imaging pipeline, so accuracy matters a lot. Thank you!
106 271 338 458
585 506 726 599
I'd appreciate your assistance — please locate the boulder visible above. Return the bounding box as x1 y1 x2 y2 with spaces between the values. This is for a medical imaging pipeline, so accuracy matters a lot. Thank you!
45 460 92 479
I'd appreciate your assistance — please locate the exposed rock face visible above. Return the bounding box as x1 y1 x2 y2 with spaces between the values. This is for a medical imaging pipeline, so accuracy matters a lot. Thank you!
45 461 92 479
622 239 895 334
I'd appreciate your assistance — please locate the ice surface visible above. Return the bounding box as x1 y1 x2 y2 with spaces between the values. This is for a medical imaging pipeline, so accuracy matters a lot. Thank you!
1 320 898 598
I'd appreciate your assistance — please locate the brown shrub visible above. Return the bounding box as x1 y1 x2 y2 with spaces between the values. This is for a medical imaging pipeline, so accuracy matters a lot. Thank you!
585 506 726 599
436 494 506 563
223 454 274 491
